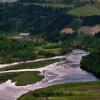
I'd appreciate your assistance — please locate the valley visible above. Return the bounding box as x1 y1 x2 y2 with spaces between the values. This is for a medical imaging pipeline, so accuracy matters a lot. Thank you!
0 0 100 100
0 50 98 100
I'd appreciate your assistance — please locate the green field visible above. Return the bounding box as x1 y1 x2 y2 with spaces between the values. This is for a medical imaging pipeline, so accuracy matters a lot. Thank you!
0 59 58 71
68 5 100 16
0 71 44 86
18 81 100 100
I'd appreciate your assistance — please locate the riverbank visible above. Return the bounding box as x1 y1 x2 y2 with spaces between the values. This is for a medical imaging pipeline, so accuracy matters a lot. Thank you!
0 71 44 86
80 51 100 78
18 81 100 100
0 55 64 69
0 59 58 71
0 59 58 86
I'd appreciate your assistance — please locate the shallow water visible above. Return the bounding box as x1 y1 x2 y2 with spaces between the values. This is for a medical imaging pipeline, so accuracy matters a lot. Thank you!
0 49 98 100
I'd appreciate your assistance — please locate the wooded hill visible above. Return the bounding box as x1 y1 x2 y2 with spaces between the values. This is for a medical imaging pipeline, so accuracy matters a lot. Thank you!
0 1 100 35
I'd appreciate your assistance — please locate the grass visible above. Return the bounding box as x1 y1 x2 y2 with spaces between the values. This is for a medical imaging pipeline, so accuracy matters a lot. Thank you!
34 44 62 56
0 71 44 86
34 42 71 56
48 96 100 100
18 81 100 100
67 5 100 16
35 47 61 56
24 3 75 8
0 59 58 71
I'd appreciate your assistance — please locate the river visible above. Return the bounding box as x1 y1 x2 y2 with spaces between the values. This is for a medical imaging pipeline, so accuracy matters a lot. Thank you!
0 49 98 100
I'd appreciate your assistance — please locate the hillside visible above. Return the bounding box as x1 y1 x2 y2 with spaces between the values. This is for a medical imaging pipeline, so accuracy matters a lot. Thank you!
0 2 73 34
0 1 100 35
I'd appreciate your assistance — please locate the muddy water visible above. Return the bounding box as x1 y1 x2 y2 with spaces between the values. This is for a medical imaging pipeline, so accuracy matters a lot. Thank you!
0 49 98 100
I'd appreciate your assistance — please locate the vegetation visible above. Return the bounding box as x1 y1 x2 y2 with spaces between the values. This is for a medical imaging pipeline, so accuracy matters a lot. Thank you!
80 32 100 78
0 1 100 34
18 81 100 100
0 37 34 63
31 3 74 8
68 5 100 16
81 51 100 78
0 1 72 34
0 35 74 64
0 59 58 71
0 0 100 100
0 71 44 86
0 32 99 64
19 0 75 4
19 0 99 4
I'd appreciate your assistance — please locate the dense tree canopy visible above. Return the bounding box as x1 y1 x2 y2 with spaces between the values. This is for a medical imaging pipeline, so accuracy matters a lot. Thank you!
0 1 100 35
0 2 73 34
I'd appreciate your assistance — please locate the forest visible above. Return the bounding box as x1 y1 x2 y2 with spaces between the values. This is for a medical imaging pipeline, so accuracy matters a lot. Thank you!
0 1 71 34
0 1 100 35
80 33 100 78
